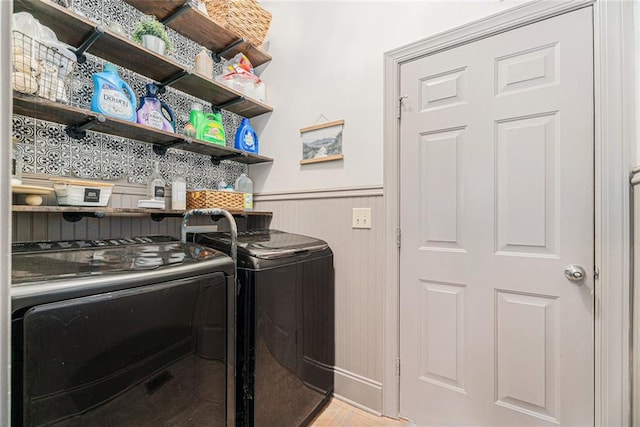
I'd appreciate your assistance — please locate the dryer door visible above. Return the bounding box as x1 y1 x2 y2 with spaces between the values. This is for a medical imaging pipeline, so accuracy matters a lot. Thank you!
16 273 229 427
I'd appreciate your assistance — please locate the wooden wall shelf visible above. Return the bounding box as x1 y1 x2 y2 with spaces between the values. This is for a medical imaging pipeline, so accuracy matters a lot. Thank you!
12 205 273 222
124 0 272 67
13 0 272 118
13 93 273 165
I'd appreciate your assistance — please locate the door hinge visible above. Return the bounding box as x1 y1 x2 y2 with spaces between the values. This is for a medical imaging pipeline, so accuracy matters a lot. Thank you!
396 228 401 248
594 266 599 280
397 95 407 120
396 357 401 378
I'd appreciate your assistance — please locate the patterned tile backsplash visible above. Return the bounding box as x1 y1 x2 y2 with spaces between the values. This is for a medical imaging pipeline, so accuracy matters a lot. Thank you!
12 0 249 188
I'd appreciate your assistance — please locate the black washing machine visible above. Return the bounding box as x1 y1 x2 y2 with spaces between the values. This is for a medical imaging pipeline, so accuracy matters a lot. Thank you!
192 230 335 427
11 236 236 427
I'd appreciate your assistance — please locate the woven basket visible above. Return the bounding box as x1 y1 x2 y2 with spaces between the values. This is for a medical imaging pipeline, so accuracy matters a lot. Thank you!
187 190 244 211
205 0 272 47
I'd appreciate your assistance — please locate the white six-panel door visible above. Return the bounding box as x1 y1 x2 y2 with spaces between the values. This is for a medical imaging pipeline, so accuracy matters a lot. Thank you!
399 8 594 426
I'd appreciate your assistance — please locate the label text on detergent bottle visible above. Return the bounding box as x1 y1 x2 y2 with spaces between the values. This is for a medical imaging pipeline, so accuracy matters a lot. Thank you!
100 83 133 117
244 132 255 149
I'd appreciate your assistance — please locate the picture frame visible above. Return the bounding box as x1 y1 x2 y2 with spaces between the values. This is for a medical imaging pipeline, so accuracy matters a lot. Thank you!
300 119 344 165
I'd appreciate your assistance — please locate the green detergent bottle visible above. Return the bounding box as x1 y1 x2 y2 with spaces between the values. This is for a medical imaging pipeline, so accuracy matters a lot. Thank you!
197 110 226 146
183 103 204 138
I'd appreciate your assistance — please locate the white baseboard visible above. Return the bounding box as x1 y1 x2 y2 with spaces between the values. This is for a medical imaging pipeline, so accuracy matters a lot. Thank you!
333 366 383 414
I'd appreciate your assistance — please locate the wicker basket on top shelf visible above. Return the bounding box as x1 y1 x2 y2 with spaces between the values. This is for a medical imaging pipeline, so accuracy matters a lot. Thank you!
205 0 272 47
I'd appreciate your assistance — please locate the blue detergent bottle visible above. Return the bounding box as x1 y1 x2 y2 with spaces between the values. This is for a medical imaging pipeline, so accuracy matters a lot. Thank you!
136 83 176 132
91 62 137 122
234 118 259 153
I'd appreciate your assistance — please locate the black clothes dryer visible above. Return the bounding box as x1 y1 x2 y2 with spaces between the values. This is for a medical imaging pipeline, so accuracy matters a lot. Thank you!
11 236 236 427
192 230 335 427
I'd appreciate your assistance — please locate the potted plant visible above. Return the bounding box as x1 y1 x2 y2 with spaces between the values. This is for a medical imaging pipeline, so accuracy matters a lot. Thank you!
132 15 172 56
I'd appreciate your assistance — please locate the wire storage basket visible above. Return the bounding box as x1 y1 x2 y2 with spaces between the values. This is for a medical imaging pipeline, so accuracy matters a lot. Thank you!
11 31 76 104
205 0 272 47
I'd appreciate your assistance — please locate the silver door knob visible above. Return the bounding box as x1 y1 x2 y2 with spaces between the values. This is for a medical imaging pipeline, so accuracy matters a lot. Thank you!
564 265 586 282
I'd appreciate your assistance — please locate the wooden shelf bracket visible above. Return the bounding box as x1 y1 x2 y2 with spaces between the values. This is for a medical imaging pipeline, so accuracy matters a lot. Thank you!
214 96 246 110
62 211 106 223
73 25 105 64
158 70 191 94
65 114 106 140
210 151 248 165
152 138 186 156
213 38 245 63
159 0 194 25
150 212 184 222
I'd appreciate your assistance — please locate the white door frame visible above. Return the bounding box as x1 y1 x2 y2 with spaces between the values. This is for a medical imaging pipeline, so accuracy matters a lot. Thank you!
1 0 12 424
383 1 636 425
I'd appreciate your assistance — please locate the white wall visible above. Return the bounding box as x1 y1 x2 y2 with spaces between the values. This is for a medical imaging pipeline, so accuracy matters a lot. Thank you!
1 0 11 423
635 2 640 166
250 0 521 194
0 1 13 425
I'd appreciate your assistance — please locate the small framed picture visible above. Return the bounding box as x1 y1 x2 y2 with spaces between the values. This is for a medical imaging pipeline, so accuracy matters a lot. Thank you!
300 119 344 165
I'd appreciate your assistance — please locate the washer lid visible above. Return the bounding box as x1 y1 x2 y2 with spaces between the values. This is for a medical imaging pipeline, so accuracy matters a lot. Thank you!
200 229 329 259
12 238 224 285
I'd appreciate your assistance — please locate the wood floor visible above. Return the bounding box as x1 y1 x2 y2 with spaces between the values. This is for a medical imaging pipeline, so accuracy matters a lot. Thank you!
310 398 408 427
